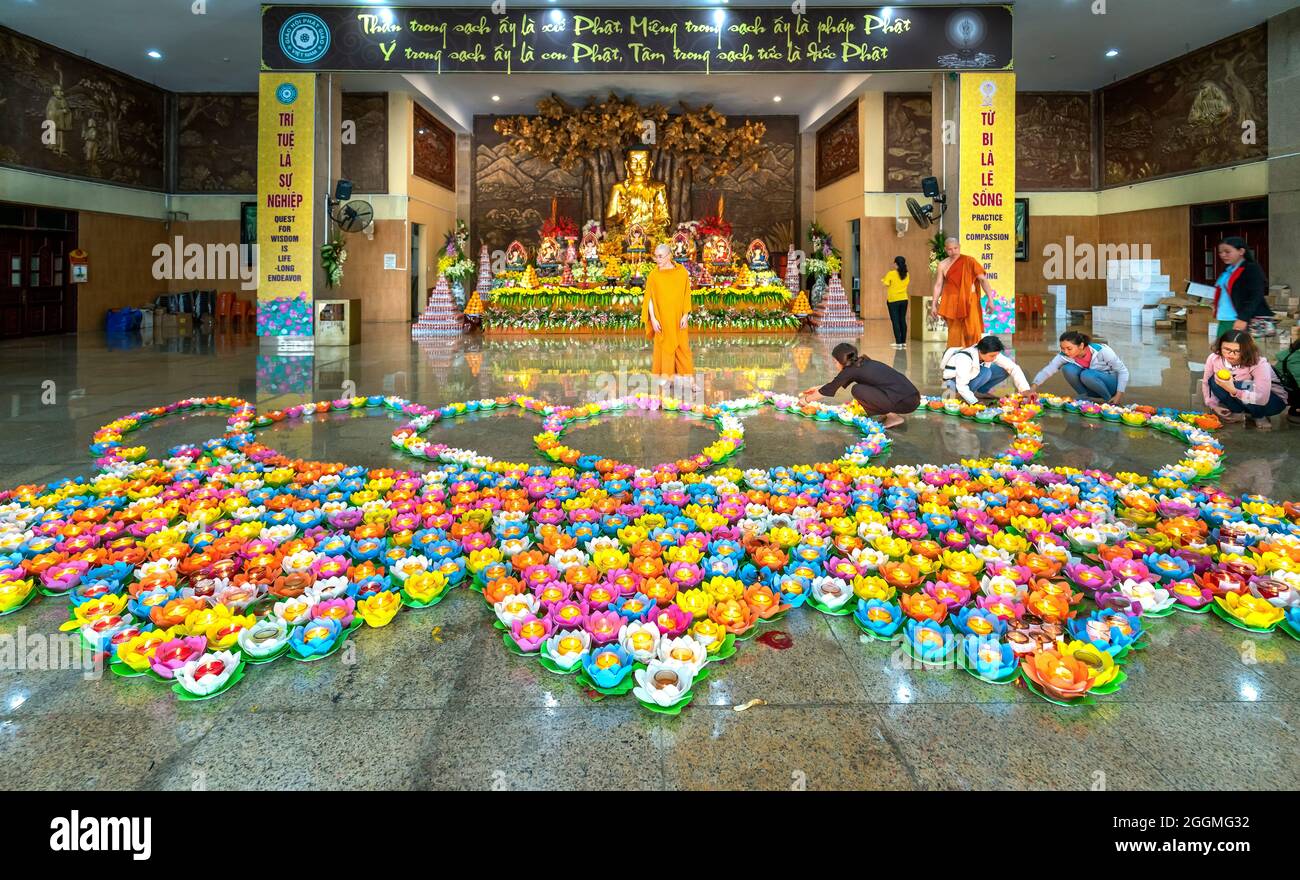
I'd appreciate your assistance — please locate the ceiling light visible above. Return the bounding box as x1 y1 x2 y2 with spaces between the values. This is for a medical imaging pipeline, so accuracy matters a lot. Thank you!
379 8 395 25
1105 48 1120 58
713 9 726 25
146 49 163 60
773 95 782 103
491 95 500 102
550 9 564 23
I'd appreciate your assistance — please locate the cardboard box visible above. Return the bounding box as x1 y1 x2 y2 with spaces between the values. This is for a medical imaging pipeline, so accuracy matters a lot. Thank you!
1184 305 1212 337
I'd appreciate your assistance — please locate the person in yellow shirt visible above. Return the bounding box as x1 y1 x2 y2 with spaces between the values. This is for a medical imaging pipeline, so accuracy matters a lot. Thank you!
642 243 695 392
882 256 910 348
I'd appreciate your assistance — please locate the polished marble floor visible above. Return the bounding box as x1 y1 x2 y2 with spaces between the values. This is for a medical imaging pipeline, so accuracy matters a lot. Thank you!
0 317 1296 790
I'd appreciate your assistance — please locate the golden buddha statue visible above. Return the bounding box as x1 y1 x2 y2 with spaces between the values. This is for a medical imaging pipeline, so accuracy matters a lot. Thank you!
605 148 670 241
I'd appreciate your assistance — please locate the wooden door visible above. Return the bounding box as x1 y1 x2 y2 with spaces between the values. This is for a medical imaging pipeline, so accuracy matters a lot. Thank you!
0 226 75 338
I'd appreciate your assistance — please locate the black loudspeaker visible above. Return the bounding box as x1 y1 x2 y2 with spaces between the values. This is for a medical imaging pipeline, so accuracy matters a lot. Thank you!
921 176 941 199
334 179 353 201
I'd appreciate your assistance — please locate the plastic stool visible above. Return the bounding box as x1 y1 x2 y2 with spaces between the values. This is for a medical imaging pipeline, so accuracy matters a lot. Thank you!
235 299 257 330
216 291 236 324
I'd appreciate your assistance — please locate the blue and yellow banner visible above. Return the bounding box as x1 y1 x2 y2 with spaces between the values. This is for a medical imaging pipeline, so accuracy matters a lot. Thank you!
256 72 315 336
959 71 1016 333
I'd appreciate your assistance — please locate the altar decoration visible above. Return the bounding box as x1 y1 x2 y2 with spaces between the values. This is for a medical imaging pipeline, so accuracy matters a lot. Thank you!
495 94 766 237
482 282 797 334
2 383 1297 715
411 275 463 337
474 246 493 301
813 272 863 335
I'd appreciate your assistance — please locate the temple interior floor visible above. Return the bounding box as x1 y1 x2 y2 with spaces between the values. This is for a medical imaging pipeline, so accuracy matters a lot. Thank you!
0 316 1296 790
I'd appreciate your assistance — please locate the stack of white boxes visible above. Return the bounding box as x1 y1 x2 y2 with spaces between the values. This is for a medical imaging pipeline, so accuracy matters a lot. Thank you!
1047 284 1069 325
1092 259 1171 327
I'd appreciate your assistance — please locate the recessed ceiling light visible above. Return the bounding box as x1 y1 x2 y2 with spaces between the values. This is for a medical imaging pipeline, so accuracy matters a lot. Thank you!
146 49 163 60
773 95 782 103
491 95 501 102
713 9 726 25
550 9 563 23
1105 48 1120 58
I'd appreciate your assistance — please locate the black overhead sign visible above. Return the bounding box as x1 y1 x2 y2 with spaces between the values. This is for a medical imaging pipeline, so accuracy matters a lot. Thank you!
262 4 1014 75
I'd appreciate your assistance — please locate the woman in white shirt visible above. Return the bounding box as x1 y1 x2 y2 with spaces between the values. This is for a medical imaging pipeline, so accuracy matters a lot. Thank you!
941 336 1031 404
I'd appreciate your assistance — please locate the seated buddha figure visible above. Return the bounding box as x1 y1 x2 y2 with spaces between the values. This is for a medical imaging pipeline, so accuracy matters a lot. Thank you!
605 148 670 242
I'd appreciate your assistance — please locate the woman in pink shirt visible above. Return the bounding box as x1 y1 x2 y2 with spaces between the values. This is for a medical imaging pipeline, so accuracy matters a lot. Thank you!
1202 329 1288 430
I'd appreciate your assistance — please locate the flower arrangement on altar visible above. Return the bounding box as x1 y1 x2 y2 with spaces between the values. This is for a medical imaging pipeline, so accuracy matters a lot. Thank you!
2 383 1297 716
541 215 580 241
439 219 475 284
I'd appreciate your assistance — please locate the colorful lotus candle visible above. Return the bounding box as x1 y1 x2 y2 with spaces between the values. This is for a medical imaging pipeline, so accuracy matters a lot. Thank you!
1021 647 1096 702
171 649 244 696
904 619 953 663
632 660 694 710
149 635 207 679
237 618 290 660
114 629 171 673
582 644 634 689
1213 592 1284 630
854 599 903 639
542 629 591 671
618 620 660 662
962 636 1018 682
290 617 344 659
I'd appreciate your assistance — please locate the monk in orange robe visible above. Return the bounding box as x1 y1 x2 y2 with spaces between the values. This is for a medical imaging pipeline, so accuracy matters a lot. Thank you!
642 243 695 384
932 237 998 349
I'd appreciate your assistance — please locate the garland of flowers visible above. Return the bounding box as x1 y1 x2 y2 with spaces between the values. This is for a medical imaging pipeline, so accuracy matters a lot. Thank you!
482 307 802 333
1 391 1294 713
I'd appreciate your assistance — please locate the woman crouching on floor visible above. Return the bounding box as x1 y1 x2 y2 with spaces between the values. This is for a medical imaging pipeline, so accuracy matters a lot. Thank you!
799 342 920 428
1202 329 1289 430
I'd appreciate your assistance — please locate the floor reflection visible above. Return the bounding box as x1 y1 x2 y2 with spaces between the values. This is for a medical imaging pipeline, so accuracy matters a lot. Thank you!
0 320 1295 498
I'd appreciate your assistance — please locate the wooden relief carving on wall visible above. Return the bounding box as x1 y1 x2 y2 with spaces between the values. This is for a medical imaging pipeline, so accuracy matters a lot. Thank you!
414 102 455 190
816 102 859 190
342 93 388 194
884 93 933 193
1017 93 1094 190
1102 26 1267 187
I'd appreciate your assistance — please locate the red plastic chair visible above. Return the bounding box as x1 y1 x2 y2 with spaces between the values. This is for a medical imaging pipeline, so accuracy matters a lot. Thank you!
216 291 236 324
235 299 257 331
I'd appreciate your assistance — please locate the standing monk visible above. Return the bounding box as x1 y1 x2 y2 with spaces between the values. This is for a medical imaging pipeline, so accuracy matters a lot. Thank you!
932 237 999 349
642 243 695 392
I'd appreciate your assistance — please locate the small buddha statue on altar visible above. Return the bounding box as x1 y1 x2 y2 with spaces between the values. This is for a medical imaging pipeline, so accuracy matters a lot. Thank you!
605 148 670 243
536 236 561 269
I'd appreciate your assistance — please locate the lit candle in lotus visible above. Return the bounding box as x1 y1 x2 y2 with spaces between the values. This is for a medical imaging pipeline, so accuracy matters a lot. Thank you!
979 643 1001 666
867 607 893 623
917 628 944 648
194 659 225 680
520 620 545 640
595 651 620 670
630 630 654 652
558 636 583 656
623 599 644 614
967 615 994 636
541 586 563 603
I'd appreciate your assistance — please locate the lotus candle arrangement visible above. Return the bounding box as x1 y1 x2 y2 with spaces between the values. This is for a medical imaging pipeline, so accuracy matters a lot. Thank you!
0 388 1292 713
